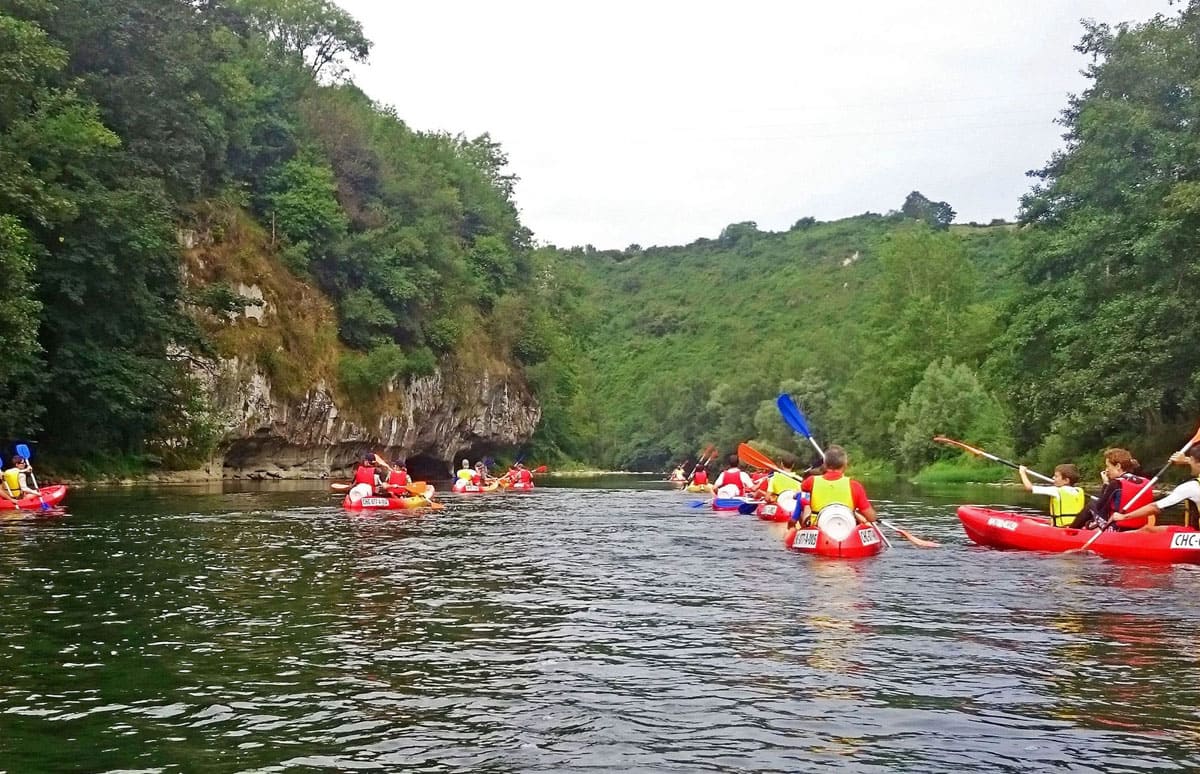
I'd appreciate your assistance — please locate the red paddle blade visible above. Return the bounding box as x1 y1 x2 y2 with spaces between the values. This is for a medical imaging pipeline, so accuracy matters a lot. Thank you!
737 442 779 473
532 465 548 474
932 435 986 457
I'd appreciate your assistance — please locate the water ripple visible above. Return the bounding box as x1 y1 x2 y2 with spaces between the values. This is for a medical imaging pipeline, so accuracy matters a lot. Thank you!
0 481 1196 773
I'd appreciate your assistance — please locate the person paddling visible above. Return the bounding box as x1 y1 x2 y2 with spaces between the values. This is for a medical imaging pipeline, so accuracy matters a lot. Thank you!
790 445 877 528
1018 463 1085 527
347 454 385 502
456 459 474 483
384 459 411 493
1069 448 1153 530
2 456 38 504
765 453 803 503
669 464 687 482
713 453 753 498
1116 446 1200 532
691 464 709 487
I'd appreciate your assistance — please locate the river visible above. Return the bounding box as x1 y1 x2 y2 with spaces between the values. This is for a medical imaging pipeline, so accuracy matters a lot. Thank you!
0 476 1196 773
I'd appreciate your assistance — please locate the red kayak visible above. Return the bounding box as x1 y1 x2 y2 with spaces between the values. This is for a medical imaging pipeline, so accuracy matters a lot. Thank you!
785 522 886 558
754 502 791 522
957 506 1200 564
343 486 443 511
0 485 68 512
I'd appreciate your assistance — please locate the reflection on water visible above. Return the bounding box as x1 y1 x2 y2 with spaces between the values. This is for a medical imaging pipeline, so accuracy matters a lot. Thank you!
0 480 1196 772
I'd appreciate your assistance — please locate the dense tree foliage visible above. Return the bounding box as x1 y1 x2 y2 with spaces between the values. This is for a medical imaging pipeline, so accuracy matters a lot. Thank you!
0 0 577 468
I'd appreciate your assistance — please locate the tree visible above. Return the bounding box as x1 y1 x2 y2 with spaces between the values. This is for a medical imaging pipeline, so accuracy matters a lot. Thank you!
991 5 1200 457
231 0 371 80
893 358 1010 470
900 190 956 229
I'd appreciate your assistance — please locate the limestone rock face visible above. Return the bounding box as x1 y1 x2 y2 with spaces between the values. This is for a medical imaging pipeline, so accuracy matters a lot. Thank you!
194 356 540 480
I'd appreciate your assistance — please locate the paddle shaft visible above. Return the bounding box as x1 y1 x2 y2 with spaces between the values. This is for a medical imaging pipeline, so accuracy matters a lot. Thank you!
933 436 1055 483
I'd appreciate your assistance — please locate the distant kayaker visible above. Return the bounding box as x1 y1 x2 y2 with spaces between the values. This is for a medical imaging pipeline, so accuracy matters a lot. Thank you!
1 456 37 503
714 453 753 498
456 459 474 482
1018 463 1085 527
348 454 385 501
510 462 533 487
385 460 411 492
669 464 687 482
1069 448 1153 530
1117 446 1200 532
790 445 877 528
474 461 492 486
765 454 803 503
691 465 709 486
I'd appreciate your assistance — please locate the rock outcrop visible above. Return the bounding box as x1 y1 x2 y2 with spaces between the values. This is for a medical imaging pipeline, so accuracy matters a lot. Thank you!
193 355 540 480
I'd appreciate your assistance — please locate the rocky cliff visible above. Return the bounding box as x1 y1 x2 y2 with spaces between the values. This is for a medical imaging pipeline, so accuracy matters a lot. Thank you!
192 355 540 481
179 208 541 481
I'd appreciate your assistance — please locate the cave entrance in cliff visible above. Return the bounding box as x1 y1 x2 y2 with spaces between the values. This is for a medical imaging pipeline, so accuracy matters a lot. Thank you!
404 454 447 482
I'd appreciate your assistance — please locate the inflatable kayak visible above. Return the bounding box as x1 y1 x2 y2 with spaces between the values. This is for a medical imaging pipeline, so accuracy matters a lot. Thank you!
0 485 68 512
343 482 441 513
958 506 1200 563
685 483 714 494
452 480 499 494
755 502 792 522
500 480 534 492
755 491 799 522
784 505 887 558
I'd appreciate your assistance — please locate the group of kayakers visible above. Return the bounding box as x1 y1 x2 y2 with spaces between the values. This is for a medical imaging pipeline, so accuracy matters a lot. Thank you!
1016 446 1200 532
347 453 414 501
454 458 534 489
704 448 880 530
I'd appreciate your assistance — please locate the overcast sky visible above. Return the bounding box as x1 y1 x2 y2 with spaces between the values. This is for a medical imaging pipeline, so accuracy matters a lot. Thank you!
338 0 1169 249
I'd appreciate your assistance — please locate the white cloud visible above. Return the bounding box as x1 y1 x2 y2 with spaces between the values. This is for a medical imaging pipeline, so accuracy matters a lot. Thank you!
338 0 1169 248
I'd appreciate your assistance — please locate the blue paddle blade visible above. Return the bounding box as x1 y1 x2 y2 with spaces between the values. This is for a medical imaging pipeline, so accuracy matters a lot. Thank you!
687 499 709 508
15 443 31 459
737 502 759 515
776 394 811 438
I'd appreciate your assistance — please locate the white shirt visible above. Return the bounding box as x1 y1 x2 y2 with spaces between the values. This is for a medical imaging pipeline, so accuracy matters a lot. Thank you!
1152 479 1200 511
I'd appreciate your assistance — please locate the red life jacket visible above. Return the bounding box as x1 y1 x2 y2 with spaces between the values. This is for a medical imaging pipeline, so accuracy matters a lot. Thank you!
717 468 745 495
471 471 482 485
1112 474 1155 528
517 468 533 484
693 469 708 485
352 465 376 487
387 469 409 487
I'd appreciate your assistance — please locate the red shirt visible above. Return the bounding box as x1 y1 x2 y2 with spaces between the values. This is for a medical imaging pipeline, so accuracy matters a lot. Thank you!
800 470 872 512
693 470 708 484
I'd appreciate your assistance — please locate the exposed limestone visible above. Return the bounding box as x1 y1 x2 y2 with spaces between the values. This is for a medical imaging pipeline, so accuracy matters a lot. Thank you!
192 356 540 480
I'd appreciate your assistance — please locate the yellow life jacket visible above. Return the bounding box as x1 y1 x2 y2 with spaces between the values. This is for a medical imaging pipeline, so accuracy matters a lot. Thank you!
768 471 802 496
1048 485 1086 527
2 468 22 497
810 474 853 513
456 468 474 481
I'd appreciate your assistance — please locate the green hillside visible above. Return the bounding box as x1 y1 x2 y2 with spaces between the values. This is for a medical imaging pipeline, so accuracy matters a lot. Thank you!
553 209 1018 472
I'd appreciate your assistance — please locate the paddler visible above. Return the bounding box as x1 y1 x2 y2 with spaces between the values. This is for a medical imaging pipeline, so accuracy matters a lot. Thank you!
765 453 803 503
473 461 493 486
1068 448 1153 530
713 453 754 498
456 459 475 482
384 459 411 493
1116 446 1200 532
691 464 709 487
669 464 687 482
790 445 877 528
1 455 38 504
347 453 385 501
510 461 534 487
1018 463 1085 527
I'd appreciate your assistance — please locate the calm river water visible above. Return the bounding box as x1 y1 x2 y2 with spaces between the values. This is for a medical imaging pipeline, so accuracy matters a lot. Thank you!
0 476 1197 773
